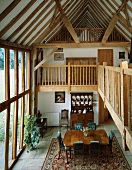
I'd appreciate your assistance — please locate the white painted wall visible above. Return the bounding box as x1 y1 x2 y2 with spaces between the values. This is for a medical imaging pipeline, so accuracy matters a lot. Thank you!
44 47 129 66
38 47 129 126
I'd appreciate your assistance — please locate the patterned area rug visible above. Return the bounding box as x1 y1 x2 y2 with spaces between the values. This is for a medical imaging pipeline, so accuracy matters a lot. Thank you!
41 137 131 170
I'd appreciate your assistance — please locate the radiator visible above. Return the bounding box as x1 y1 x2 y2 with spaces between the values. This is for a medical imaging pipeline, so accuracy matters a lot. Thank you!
42 112 59 126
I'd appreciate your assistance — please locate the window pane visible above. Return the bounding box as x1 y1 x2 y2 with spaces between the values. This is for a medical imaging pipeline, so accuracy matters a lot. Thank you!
0 110 6 170
10 50 14 98
0 48 5 102
25 52 27 90
9 103 14 164
18 52 22 94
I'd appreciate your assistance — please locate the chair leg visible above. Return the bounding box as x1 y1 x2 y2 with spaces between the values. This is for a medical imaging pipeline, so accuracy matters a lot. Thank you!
66 150 69 163
58 150 61 159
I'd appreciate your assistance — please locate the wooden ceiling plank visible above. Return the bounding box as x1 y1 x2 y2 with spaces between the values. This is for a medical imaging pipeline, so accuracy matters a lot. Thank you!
17 0 56 44
7 0 48 41
89 0 108 28
116 25 131 40
34 47 58 71
0 0 37 38
123 4 131 27
0 0 21 22
67 1 87 28
54 0 79 43
104 0 132 38
102 0 128 42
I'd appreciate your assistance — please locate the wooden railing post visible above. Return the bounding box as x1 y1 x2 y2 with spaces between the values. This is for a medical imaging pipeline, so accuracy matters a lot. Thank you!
120 61 129 151
103 62 107 108
68 62 71 94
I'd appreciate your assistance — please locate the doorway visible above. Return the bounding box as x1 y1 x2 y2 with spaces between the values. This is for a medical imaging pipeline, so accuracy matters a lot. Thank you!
98 49 113 66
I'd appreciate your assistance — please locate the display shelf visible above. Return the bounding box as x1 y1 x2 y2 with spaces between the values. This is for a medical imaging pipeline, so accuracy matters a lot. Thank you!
71 93 93 114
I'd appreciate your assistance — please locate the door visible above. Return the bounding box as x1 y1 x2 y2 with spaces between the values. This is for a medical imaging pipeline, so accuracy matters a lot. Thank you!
98 49 113 66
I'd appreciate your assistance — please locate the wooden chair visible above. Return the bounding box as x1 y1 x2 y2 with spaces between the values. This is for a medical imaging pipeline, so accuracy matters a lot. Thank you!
89 141 100 165
60 109 69 130
108 130 115 155
73 141 85 166
57 131 70 163
74 123 83 130
88 122 96 130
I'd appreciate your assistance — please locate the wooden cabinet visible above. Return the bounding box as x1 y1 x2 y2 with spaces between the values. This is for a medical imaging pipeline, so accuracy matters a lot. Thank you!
70 112 94 129
71 93 93 113
70 93 94 129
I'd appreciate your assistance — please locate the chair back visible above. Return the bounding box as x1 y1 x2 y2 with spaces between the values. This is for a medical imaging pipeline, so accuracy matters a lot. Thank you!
109 130 115 145
57 131 62 145
74 123 83 130
88 122 96 130
73 141 84 154
89 141 100 155
61 109 68 119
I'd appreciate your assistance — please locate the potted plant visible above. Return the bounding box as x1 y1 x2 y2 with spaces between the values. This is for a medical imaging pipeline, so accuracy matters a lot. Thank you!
24 115 41 152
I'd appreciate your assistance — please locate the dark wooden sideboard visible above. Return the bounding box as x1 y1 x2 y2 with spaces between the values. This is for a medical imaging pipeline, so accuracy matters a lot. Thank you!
70 112 94 129
70 93 94 129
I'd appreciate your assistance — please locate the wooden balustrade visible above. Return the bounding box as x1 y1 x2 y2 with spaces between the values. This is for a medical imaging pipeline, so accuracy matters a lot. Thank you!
98 65 105 95
124 68 132 131
50 28 127 42
41 64 97 86
105 67 121 118
98 63 132 153
42 65 68 85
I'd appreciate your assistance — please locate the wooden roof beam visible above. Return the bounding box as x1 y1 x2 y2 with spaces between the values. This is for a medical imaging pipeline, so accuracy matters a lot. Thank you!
102 0 128 43
123 4 131 27
0 0 21 22
54 0 79 43
34 42 130 48
34 47 58 71
49 7 59 28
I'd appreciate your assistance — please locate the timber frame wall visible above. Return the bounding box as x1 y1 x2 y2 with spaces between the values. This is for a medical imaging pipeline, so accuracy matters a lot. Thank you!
0 43 132 169
0 44 32 170
98 62 132 153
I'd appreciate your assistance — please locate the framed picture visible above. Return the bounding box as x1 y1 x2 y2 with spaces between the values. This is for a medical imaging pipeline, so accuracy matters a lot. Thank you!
55 92 65 103
119 52 125 59
54 53 64 61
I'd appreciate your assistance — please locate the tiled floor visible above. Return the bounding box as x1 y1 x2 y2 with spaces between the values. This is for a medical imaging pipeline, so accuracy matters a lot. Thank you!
12 119 132 170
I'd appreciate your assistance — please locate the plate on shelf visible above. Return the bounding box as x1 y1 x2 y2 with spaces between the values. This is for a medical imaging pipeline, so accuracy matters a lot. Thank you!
81 95 84 99
72 96 76 100
85 95 88 99
89 101 92 105
76 96 80 100
89 95 92 100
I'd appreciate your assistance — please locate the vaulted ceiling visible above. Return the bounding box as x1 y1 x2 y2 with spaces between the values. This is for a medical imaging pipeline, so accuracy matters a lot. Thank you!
0 0 132 49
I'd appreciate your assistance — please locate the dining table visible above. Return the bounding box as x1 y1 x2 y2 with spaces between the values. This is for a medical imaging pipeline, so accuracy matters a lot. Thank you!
63 129 109 161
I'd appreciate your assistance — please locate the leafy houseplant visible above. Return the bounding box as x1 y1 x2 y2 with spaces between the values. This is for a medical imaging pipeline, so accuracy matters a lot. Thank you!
24 115 41 152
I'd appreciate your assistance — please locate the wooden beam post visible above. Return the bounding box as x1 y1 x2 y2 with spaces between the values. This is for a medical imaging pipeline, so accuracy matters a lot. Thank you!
20 51 25 149
54 0 79 43
4 48 10 170
12 50 18 159
120 61 129 151
34 47 58 71
68 61 71 94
